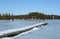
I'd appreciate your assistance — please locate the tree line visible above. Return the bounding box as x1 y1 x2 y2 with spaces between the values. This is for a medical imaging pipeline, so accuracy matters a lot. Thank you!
0 12 60 20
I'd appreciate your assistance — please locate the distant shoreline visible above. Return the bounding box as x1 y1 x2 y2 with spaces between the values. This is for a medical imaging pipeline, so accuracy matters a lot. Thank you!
0 12 60 20
0 17 60 20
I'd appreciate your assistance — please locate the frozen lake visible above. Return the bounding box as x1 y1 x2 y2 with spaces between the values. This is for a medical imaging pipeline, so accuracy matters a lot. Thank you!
0 20 60 39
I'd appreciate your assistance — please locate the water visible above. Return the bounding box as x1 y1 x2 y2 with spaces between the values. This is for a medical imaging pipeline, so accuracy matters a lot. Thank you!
0 20 60 39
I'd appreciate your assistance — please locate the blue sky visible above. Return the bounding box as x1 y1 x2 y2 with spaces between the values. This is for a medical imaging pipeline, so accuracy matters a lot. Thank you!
0 0 60 15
